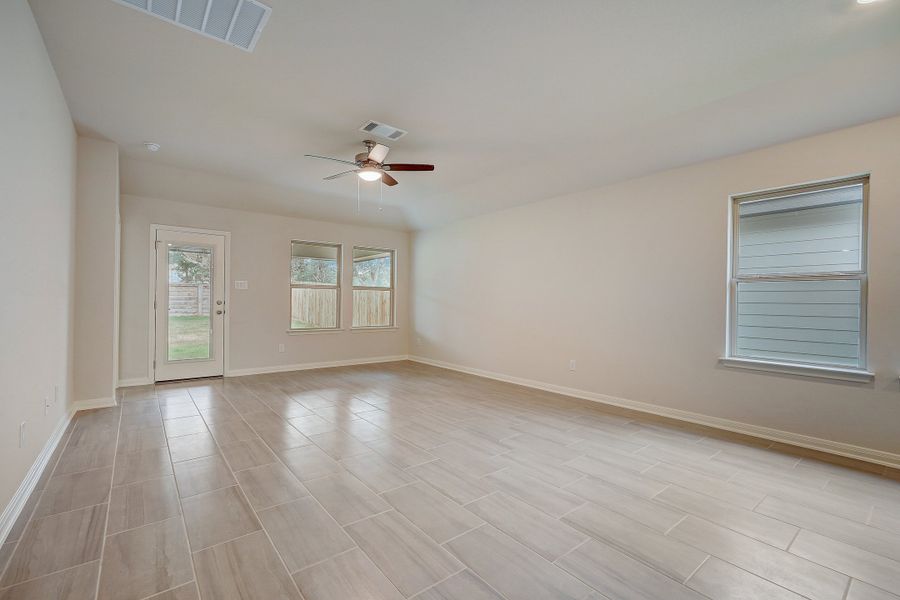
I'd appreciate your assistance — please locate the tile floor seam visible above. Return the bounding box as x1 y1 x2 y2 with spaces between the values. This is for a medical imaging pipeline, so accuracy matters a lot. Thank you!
288 546 359 576
436 523 488 548
556 500 590 520
205 390 363 600
840 577 852 600
550 536 592 565
402 567 469 599
92 404 123 600
0 559 103 593
162 409 203 600
663 514 689 536
681 553 710 585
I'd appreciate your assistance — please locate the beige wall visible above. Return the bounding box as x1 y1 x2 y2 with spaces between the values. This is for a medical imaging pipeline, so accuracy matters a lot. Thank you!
0 0 76 511
119 194 410 382
412 115 900 455
74 137 119 402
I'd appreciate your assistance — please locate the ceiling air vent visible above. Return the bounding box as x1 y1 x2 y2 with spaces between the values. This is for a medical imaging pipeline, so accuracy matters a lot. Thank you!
359 120 408 141
114 0 271 52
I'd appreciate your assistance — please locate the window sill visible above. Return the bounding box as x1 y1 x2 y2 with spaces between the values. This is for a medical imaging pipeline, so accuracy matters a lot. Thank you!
718 357 874 383
350 326 400 333
285 328 346 335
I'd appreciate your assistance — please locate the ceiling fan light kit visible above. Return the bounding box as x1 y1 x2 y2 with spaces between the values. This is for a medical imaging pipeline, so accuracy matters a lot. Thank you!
305 139 434 187
358 168 382 182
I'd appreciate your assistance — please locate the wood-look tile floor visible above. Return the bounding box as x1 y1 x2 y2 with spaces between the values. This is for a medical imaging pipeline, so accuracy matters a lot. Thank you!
2 361 900 599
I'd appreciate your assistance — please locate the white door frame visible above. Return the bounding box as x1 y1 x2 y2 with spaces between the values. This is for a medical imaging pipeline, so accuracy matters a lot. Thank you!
149 224 231 382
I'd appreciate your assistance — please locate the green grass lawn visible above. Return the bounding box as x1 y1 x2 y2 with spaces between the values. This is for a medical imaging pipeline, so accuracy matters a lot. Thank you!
168 315 210 360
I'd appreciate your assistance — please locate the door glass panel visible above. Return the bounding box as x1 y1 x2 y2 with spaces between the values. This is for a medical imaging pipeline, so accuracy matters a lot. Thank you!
167 245 212 361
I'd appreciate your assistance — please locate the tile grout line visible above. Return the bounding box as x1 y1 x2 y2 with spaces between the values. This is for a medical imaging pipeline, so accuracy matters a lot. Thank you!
784 526 803 552
92 404 124 600
663 514 689 536
681 554 710 585
289 546 358 576
437 523 487 548
186 389 312 600
840 577 852 600
551 536 592 564
0 560 103 592
404 567 467 599
157 392 204 599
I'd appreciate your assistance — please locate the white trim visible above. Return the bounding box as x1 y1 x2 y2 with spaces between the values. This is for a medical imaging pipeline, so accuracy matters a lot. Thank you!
117 377 154 388
72 397 118 411
0 410 73 544
225 355 408 377
718 357 874 383
285 328 347 335
350 326 401 333
408 355 900 470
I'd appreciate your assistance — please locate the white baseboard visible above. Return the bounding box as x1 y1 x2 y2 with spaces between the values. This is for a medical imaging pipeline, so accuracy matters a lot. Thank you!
117 377 153 388
408 355 900 470
72 397 118 411
225 355 410 378
0 410 73 545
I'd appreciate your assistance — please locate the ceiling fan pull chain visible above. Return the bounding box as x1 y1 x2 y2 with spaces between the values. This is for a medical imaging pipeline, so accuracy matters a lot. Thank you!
357 177 361 213
379 178 383 211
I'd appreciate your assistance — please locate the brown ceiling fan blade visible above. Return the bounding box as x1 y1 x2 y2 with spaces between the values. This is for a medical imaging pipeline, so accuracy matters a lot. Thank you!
323 169 359 180
383 163 434 172
382 172 398 186
305 154 359 167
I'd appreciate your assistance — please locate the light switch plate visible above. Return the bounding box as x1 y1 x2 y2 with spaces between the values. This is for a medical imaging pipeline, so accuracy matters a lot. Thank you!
234 280 248 290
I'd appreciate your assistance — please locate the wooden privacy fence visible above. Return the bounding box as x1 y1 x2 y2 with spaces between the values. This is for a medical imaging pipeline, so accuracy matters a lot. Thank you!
291 288 338 328
353 290 392 327
168 283 210 316
291 288 391 327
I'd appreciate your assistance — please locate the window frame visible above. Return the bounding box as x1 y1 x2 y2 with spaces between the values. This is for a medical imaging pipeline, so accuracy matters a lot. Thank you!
351 246 396 329
289 240 342 332
724 174 872 380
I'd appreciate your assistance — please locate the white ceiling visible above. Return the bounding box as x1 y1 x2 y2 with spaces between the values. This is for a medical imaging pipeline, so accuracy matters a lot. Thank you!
30 0 900 230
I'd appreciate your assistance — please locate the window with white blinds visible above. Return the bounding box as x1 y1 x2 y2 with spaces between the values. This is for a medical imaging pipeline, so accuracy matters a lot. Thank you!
728 176 868 370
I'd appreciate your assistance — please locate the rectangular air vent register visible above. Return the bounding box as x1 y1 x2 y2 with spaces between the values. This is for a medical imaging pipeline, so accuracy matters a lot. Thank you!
359 120 408 141
115 0 271 52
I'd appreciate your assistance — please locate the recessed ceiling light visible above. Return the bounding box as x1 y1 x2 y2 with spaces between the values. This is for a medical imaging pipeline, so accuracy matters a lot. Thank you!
857 0 883 4
144 142 161 152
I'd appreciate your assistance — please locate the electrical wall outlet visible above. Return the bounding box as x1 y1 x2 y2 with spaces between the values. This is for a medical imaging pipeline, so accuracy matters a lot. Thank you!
569 359 576 372
277 343 285 353
44 395 49 415
19 422 26 448
234 280 249 290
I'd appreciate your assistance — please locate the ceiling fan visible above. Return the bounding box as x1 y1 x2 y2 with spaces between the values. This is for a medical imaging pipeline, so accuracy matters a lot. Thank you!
305 140 434 186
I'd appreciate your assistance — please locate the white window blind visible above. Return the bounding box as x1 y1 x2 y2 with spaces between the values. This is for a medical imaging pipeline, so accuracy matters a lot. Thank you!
729 178 867 370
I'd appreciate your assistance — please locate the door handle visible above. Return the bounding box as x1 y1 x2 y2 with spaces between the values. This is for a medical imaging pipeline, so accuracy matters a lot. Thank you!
216 310 224 315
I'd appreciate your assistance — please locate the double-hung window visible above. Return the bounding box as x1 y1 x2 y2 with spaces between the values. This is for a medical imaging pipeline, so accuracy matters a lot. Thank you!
352 247 395 328
726 175 870 378
290 241 341 330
